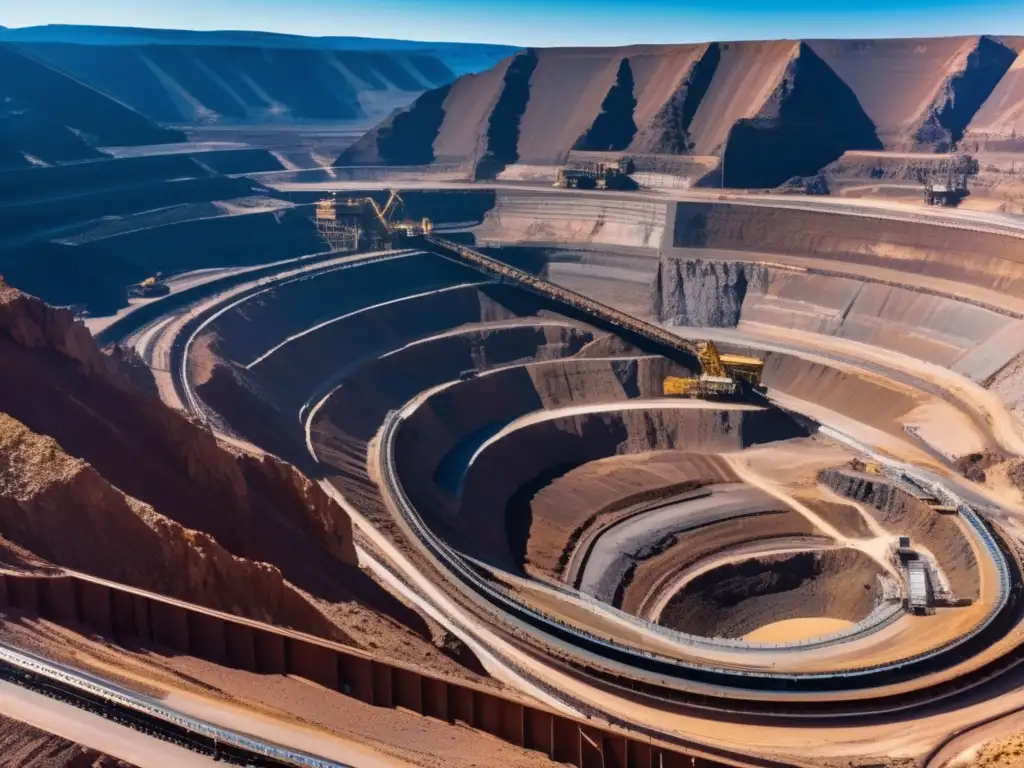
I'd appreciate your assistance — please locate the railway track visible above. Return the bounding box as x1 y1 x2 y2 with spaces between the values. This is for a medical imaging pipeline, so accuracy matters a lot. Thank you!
0 642 346 767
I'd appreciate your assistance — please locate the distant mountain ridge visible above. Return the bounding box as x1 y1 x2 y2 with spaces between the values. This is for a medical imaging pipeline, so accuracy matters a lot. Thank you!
2 24 518 127
1 24 519 75
0 44 183 169
343 35 1024 184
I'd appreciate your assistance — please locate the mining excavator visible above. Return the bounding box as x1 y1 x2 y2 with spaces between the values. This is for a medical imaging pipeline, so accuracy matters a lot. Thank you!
313 189 433 251
663 341 765 399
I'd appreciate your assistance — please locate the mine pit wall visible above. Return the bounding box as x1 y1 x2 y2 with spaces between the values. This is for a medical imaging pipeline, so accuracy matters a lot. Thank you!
0 572 736 768
526 452 739 582
653 248 1024 382
399 402 808 570
820 469 981 601
475 192 670 249
659 549 886 638
393 356 701 531
623 511 824 618
671 201 1024 297
300 323 597 527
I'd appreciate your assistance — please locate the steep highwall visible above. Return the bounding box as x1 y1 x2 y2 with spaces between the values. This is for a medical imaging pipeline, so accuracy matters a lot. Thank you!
651 259 766 326
0 282 474 669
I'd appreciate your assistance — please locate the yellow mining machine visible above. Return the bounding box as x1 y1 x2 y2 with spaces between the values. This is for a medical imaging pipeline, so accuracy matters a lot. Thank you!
313 189 432 251
662 341 765 400
127 272 170 298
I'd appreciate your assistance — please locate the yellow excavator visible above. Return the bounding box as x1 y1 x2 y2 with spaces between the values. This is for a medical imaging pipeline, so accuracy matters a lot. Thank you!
127 272 170 298
663 341 764 399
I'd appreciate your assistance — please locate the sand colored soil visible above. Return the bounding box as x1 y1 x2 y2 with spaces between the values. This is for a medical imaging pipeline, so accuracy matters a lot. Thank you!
806 37 1017 150
794 495 876 539
685 41 798 156
742 617 854 643
966 53 1024 149
0 713 135 768
351 34 1022 181
660 548 884 638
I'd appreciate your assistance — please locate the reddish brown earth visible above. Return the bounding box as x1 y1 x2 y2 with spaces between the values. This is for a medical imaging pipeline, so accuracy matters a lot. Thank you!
345 35 1021 182
0 280 483 679
0 714 134 768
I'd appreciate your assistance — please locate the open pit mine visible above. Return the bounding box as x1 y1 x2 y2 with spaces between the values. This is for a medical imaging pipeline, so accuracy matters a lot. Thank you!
4 24 1024 768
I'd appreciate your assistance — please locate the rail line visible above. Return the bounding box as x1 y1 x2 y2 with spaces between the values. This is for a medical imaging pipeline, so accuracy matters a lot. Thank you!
0 642 345 767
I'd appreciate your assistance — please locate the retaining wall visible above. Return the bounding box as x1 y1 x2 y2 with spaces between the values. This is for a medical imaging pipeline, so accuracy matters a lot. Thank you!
0 571 742 768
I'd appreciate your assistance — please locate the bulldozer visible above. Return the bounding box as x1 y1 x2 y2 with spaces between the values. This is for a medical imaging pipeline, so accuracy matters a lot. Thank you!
663 341 765 400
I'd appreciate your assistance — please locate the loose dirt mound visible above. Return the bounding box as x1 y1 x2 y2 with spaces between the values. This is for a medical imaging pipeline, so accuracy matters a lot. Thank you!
660 548 883 638
0 713 135 768
0 281 476 675
807 36 1016 150
966 52 1024 150
349 35 1014 181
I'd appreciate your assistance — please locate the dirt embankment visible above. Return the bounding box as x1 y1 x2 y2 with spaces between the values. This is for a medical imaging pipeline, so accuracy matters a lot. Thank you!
807 36 1017 151
652 259 766 326
660 548 883 638
964 51 1024 151
0 713 136 768
820 468 981 600
523 451 738 581
349 36 1018 183
0 281 475 674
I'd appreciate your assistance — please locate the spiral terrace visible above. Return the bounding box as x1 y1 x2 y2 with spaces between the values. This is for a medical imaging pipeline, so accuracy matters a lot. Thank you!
92 186 1019 710
31 181 1024 765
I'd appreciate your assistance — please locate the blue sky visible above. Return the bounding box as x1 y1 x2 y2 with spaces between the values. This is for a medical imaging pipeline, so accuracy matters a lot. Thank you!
4 0 1022 46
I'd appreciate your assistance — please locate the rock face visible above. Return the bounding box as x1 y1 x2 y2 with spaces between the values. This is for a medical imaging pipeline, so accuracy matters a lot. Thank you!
347 35 1021 184
651 258 766 327
0 280 357 638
